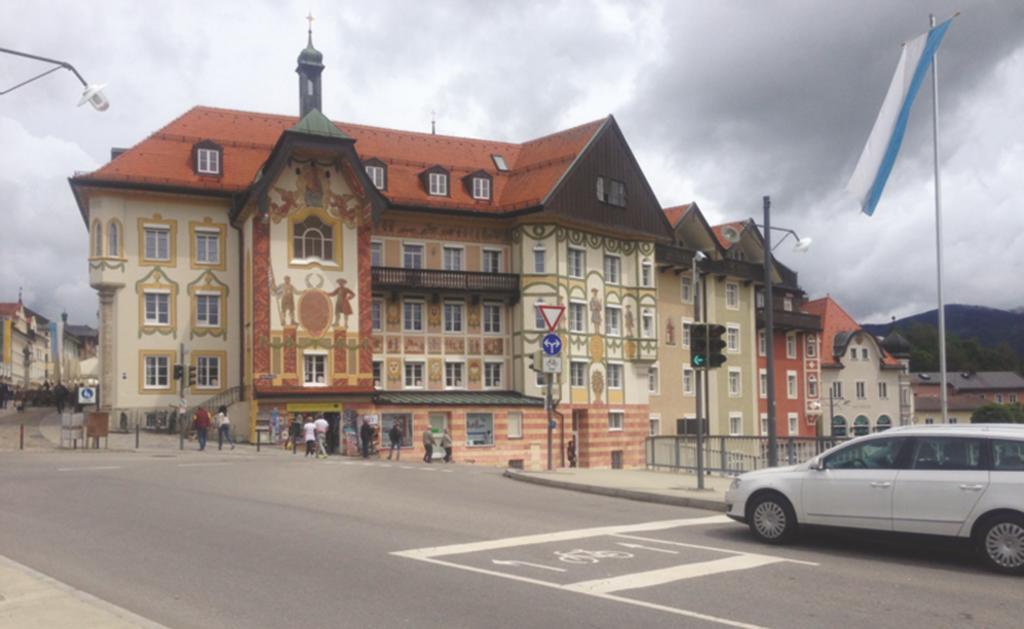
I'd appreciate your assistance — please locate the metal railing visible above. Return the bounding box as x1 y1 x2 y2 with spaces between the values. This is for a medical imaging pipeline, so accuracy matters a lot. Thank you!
107 386 245 434
646 434 849 476
372 266 519 293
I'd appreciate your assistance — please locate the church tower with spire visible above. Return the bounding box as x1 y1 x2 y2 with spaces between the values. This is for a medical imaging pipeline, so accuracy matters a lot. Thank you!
296 14 324 118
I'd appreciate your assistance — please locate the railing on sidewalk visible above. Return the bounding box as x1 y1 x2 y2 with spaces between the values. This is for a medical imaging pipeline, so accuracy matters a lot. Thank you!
645 435 849 476
108 386 245 434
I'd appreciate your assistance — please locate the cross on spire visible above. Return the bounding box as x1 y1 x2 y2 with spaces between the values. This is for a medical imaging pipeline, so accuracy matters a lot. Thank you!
306 12 315 45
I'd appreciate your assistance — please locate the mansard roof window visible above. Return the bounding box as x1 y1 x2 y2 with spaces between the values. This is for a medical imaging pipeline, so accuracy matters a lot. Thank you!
420 165 449 197
364 158 387 191
463 170 492 201
192 140 223 176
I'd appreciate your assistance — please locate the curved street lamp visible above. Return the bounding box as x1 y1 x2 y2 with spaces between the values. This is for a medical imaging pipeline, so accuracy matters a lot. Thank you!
0 47 109 111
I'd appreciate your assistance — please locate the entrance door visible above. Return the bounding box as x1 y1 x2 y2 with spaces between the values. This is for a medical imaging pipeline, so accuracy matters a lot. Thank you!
428 412 448 460
571 409 586 467
323 412 341 454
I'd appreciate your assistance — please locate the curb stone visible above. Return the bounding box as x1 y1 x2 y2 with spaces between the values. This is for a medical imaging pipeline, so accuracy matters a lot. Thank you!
503 470 727 512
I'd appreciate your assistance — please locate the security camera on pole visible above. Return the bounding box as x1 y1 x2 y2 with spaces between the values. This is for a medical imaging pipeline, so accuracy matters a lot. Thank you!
537 304 565 470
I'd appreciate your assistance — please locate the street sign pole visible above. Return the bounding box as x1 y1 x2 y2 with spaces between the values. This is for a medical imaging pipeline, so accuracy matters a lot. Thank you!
547 373 554 471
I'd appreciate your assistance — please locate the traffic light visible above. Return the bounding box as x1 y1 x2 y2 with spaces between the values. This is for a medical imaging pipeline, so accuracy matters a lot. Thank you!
173 365 184 380
187 366 197 387
690 323 709 368
706 324 727 368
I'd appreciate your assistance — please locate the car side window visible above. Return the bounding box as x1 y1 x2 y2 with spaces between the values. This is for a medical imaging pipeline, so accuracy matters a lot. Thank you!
909 437 983 470
992 439 1024 471
823 438 905 470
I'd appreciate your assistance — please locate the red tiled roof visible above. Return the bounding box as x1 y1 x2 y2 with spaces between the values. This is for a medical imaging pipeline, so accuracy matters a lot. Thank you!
0 303 22 317
74 106 606 213
662 203 694 228
803 296 900 367
711 221 748 249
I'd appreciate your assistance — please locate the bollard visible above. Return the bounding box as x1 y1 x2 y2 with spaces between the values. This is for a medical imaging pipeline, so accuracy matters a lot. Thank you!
256 429 261 453
135 424 140 449
292 434 297 454
218 428 223 451
180 429 184 450
20 423 24 450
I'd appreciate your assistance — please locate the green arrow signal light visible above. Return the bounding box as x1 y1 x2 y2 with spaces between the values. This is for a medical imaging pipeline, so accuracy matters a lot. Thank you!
691 354 706 367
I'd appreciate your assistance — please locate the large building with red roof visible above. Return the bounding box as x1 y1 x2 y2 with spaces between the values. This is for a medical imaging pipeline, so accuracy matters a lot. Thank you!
69 32 675 467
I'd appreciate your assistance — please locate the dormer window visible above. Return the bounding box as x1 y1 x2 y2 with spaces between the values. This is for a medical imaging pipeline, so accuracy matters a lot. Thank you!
364 158 387 191
463 170 492 201
596 176 625 207
421 166 449 197
192 140 222 176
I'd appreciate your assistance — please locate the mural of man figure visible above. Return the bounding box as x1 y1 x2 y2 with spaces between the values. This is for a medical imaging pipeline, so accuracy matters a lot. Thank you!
328 278 356 329
589 288 602 333
273 276 297 326
625 305 635 337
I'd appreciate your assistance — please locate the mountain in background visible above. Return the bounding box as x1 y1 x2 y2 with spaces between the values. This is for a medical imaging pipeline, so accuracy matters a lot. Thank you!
863 305 1024 374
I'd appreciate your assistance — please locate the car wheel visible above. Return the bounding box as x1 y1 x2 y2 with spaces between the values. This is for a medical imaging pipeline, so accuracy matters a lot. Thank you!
977 514 1024 575
748 493 797 544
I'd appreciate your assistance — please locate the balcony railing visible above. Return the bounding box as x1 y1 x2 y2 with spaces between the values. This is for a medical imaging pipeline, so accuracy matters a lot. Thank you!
756 308 821 331
372 266 519 295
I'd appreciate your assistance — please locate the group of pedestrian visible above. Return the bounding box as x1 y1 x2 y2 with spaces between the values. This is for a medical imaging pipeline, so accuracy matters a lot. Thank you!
422 427 453 463
191 405 234 451
302 415 329 459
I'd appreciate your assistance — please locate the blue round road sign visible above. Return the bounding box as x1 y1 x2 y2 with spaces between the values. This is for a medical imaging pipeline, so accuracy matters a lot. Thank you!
541 333 563 356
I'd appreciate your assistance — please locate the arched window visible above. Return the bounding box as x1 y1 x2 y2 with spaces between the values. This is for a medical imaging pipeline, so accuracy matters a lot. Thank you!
875 415 892 432
853 415 870 436
292 215 333 262
107 221 120 257
832 415 848 437
92 220 103 257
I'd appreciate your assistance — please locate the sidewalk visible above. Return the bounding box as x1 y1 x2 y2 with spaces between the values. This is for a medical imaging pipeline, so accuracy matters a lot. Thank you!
0 554 168 628
504 467 732 512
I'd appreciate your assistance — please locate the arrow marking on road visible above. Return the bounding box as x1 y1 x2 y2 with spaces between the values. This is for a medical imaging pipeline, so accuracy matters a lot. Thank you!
492 560 566 573
616 542 678 555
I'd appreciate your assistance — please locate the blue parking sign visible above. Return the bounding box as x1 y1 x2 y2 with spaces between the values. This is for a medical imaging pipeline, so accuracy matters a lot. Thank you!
541 333 562 356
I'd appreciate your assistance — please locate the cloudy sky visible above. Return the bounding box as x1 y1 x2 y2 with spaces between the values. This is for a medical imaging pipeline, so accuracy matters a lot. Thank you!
3 0 1023 326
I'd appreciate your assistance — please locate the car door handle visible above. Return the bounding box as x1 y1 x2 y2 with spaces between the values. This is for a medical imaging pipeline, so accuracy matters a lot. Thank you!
959 484 985 491
870 481 892 489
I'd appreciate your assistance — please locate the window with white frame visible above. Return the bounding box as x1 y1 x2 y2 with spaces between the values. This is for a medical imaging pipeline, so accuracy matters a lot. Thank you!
1010 393 1018 404
372 361 382 387
144 355 170 389
641 309 654 339
404 361 424 388
569 302 586 333
472 177 491 200
196 148 220 174
443 302 463 333
683 368 694 396
196 293 220 327
788 412 799 436
878 382 888 399
725 283 739 309
533 247 546 273
608 410 624 431
681 320 692 348
787 370 798 399
293 215 334 262
729 413 743 436
483 303 501 333
726 325 740 353
808 377 818 398
534 300 546 329
144 227 170 261
570 361 587 387
371 241 383 267
995 394 1004 404
428 172 448 196
507 411 523 438
856 381 866 399
759 369 767 399
783 296 793 312
832 381 843 399
607 363 623 389
848 347 858 361
403 244 424 269
861 348 868 360
196 355 220 389
728 368 742 397
466 413 494 446
760 413 768 435
786 333 797 358
144 291 170 325
596 176 626 207
568 247 585 278
605 306 621 336
648 366 659 394
806 336 817 357
366 165 385 189
641 262 653 287
758 330 767 356
372 300 383 331
484 362 503 388
108 221 120 257
403 301 424 332
756 290 765 308
482 249 501 274
681 276 693 303
445 362 465 388
604 255 621 284
304 353 327 386
649 415 660 436
195 230 220 265
443 247 463 271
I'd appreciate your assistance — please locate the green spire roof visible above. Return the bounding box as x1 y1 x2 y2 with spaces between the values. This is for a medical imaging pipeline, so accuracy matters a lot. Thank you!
297 32 324 67
289 109 351 139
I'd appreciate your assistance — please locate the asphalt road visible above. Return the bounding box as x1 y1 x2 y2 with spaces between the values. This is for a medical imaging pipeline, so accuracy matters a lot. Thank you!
0 449 1019 629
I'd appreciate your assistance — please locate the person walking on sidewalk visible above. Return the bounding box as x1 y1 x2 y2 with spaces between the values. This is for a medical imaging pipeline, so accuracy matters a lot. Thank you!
303 417 317 457
194 406 211 451
567 437 577 468
314 415 329 459
387 421 403 460
441 428 453 463
216 405 234 450
422 427 434 463
360 420 374 459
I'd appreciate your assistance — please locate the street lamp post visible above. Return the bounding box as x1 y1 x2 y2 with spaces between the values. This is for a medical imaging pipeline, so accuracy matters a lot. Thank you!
0 47 109 110
760 196 812 467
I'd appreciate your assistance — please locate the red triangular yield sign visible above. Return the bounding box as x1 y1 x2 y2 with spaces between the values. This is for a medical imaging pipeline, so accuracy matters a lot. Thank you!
538 305 565 332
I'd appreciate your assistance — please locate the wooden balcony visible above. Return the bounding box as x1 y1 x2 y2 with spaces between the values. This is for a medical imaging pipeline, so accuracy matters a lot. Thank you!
372 266 520 302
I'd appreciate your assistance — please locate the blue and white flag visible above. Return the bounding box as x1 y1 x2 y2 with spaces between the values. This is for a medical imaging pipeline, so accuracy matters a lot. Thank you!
847 19 953 216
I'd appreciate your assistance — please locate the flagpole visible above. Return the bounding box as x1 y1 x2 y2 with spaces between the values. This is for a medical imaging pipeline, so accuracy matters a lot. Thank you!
929 13 949 423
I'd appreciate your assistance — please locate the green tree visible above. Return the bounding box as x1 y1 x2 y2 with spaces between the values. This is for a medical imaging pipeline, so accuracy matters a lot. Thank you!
971 403 1024 424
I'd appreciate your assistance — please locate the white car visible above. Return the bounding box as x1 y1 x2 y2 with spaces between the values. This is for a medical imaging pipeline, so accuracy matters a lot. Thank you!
724 424 1024 574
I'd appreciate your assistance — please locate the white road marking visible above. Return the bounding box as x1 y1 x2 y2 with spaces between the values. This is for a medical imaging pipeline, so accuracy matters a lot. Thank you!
612 534 819 567
616 542 678 555
440 469 453 473
491 559 567 572
418 467 437 472
393 515 730 560
177 462 233 468
56 465 121 472
400 465 415 469
564 554 784 594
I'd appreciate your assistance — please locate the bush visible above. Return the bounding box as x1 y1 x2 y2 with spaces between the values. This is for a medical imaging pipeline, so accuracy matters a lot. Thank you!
971 403 1024 423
